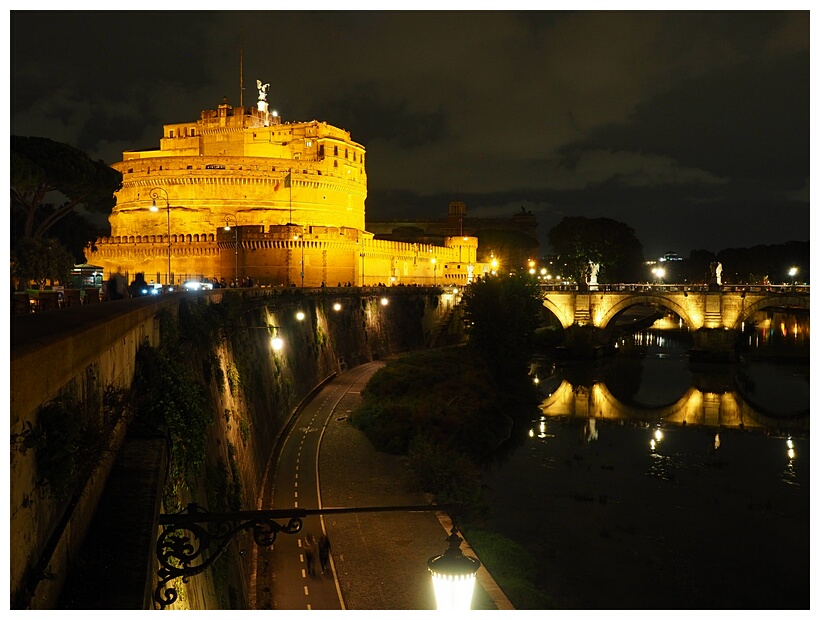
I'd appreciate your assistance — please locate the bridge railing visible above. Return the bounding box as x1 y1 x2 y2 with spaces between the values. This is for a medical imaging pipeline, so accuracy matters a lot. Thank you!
538 283 809 294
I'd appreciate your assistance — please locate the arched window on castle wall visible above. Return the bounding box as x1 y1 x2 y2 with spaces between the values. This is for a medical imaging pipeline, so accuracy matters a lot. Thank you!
194 234 199 242
187 234 192 243
169 130 175 138
209 233 214 242
334 145 338 156
129 236 135 243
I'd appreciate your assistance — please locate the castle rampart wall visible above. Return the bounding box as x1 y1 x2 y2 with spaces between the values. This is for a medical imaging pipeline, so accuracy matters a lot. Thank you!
87 229 476 288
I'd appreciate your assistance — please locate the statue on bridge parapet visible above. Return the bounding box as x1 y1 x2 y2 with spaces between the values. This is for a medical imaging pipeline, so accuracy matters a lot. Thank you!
709 261 723 290
587 262 600 291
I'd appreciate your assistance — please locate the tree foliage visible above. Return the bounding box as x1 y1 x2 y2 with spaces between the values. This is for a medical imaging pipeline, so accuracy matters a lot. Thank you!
11 135 122 240
11 236 76 290
461 273 543 385
547 216 644 284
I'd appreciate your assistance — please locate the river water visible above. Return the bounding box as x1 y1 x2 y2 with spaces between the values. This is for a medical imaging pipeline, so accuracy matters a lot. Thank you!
479 311 810 609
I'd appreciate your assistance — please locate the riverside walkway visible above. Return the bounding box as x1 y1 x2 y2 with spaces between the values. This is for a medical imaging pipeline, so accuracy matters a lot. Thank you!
254 361 513 610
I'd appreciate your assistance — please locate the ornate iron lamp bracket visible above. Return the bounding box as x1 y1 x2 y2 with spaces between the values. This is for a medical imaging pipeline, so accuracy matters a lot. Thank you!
153 502 451 609
154 503 304 609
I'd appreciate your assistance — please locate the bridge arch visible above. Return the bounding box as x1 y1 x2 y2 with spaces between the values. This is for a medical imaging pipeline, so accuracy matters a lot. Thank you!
733 295 809 329
541 298 575 329
597 295 698 331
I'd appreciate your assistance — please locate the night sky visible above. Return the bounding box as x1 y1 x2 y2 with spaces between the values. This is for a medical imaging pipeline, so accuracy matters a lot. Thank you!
10 10 810 259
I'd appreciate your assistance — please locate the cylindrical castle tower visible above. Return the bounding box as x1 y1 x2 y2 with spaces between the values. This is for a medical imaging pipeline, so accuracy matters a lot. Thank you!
87 97 367 284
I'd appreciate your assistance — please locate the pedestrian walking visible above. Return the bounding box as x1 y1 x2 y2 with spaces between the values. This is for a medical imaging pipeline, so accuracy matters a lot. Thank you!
318 534 331 574
304 534 317 576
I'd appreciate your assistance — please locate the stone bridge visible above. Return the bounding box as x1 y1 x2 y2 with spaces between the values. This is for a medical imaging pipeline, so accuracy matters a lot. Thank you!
540 284 809 331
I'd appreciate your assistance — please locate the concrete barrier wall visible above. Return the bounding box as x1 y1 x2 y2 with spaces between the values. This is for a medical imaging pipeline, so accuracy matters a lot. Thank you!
10 296 176 608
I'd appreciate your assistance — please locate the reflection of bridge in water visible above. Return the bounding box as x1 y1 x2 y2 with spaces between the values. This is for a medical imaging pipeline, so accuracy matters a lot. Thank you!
539 379 809 433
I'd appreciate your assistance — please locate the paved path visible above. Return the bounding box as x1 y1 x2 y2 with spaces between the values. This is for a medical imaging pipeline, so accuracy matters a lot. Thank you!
254 361 510 610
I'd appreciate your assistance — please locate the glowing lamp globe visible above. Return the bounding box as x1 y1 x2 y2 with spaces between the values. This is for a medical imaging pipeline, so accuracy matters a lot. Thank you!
427 528 481 610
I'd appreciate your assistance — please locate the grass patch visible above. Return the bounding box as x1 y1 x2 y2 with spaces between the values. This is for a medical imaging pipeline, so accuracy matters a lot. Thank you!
461 526 557 609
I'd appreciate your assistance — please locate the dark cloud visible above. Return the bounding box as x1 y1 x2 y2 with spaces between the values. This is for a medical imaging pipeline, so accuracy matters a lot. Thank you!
315 83 448 148
10 10 809 259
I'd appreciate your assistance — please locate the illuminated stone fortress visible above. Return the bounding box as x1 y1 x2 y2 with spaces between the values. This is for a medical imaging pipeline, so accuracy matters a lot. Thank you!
86 83 483 287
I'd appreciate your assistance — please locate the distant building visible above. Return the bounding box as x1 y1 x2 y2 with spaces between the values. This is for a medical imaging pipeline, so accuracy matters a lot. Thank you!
85 91 489 287
367 201 539 272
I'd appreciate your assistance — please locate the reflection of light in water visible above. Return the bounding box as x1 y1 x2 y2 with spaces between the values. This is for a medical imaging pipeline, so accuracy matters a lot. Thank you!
587 419 598 441
528 417 553 440
714 433 720 450
654 428 663 442
782 438 799 486
650 438 656 451
786 437 796 460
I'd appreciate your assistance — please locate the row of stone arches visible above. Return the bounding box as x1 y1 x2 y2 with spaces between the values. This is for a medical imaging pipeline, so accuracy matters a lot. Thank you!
542 294 809 331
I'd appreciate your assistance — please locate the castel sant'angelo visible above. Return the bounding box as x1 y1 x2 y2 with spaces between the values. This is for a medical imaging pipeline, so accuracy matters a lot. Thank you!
85 82 529 287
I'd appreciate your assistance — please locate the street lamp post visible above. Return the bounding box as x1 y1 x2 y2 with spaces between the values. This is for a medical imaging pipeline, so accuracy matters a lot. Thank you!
224 215 239 287
652 267 666 285
294 232 305 287
246 324 283 350
789 267 798 285
427 527 481 610
149 187 171 285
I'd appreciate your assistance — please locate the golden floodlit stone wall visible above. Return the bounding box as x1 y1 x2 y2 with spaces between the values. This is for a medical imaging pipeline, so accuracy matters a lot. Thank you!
86 100 484 286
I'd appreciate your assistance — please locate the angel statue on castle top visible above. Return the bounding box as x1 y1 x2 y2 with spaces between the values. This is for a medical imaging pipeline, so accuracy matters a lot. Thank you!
257 80 270 101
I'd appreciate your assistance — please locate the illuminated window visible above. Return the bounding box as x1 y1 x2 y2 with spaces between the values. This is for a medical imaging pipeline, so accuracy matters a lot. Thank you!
306 140 312 147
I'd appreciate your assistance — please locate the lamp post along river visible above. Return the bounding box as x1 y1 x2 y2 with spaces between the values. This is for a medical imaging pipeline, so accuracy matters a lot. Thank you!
149 187 171 285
